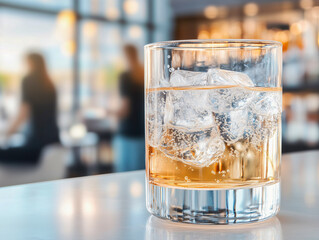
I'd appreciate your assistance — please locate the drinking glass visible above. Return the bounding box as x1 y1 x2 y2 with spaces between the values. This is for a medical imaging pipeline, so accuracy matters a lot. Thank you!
145 40 282 224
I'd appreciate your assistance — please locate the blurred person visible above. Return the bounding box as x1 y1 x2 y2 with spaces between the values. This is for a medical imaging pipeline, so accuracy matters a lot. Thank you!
0 53 59 163
110 44 145 172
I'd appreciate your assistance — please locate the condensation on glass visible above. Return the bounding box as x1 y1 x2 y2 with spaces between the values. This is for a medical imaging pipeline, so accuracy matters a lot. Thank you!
145 40 282 224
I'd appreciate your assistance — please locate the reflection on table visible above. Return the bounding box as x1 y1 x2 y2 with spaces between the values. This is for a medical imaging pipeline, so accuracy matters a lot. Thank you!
146 216 282 240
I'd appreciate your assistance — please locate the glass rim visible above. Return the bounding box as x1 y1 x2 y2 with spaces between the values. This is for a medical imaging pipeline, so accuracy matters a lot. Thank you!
145 39 282 50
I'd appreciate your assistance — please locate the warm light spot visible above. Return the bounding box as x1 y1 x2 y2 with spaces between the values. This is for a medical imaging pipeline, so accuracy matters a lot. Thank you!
106 7 120 20
275 31 289 43
204 6 218 19
57 10 76 28
62 41 76 56
130 181 143 198
59 200 74 218
290 22 302 35
56 10 76 41
123 0 139 15
300 0 313 10
128 25 142 38
83 21 98 40
198 30 210 39
69 123 87 139
244 2 259 17
82 196 96 216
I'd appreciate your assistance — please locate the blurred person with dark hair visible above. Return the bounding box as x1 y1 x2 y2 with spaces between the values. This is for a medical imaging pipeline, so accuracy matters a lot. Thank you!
110 44 145 172
0 53 59 163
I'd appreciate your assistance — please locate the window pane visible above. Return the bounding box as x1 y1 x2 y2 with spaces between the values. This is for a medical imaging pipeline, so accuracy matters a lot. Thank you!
124 25 147 48
80 0 121 20
80 21 123 115
0 9 73 128
153 0 172 27
0 0 72 10
123 0 147 23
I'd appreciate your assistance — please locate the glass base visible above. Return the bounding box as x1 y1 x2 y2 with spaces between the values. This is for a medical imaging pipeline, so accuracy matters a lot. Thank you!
146 180 280 224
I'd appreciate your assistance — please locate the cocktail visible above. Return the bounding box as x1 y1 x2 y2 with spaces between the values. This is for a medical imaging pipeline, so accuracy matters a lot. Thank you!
145 40 282 224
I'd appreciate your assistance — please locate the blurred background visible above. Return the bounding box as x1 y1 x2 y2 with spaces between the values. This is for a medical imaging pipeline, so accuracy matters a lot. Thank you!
0 0 318 186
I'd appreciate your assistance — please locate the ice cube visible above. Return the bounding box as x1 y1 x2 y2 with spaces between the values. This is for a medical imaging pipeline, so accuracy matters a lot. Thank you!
170 70 208 87
215 110 249 144
251 91 282 116
164 88 213 129
207 69 255 142
247 91 282 145
207 69 255 113
159 69 225 166
208 69 254 87
209 87 254 113
159 124 225 167
165 70 214 128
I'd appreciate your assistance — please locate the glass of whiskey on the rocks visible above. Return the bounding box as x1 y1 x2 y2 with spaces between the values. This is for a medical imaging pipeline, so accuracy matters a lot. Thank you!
145 40 282 224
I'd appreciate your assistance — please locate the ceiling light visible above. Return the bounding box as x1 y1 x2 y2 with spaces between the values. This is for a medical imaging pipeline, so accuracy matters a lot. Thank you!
204 6 218 19
244 2 259 17
106 7 119 20
123 0 139 15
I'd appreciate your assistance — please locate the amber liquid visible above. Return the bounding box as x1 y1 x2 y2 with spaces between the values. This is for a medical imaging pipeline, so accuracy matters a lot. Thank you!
146 86 281 189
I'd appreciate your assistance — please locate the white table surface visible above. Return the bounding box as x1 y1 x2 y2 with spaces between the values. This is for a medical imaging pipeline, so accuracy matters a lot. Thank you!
0 151 318 240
